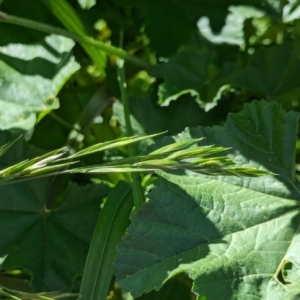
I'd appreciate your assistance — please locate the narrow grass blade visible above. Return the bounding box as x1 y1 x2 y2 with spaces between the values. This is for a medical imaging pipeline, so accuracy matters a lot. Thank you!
0 160 30 177
0 148 67 177
0 285 75 299
149 138 202 155
78 181 133 300
0 136 22 157
69 166 154 174
23 162 78 176
167 146 229 159
68 133 163 159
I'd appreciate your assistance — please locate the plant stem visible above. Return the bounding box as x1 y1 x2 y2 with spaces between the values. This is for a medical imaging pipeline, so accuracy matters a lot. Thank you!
42 0 106 73
49 112 74 131
0 10 153 70
117 60 134 139
117 54 145 209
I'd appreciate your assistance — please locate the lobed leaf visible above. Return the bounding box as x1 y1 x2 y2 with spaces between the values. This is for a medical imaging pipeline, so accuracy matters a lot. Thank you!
0 179 110 291
114 101 300 299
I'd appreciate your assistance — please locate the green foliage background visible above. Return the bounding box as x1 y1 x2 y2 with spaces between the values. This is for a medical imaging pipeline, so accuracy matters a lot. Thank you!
1 0 300 299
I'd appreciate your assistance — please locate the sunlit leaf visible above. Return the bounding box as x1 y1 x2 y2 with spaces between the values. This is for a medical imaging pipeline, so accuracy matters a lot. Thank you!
114 101 300 299
0 34 79 131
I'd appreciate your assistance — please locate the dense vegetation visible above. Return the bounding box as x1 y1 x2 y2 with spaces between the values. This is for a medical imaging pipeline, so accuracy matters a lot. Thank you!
1 0 300 299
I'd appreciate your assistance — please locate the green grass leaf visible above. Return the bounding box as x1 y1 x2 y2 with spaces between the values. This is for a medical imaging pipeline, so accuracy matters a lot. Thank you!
79 181 133 300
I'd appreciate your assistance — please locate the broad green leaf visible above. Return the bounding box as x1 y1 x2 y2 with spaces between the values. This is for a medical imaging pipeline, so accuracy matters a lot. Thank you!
114 100 300 299
156 49 237 111
0 34 80 131
0 179 110 291
77 0 96 9
198 6 264 45
234 42 300 109
0 102 36 131
114 172 300 299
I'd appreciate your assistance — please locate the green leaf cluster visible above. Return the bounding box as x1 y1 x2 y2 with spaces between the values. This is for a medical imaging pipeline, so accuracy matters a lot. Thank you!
0 0 300 300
